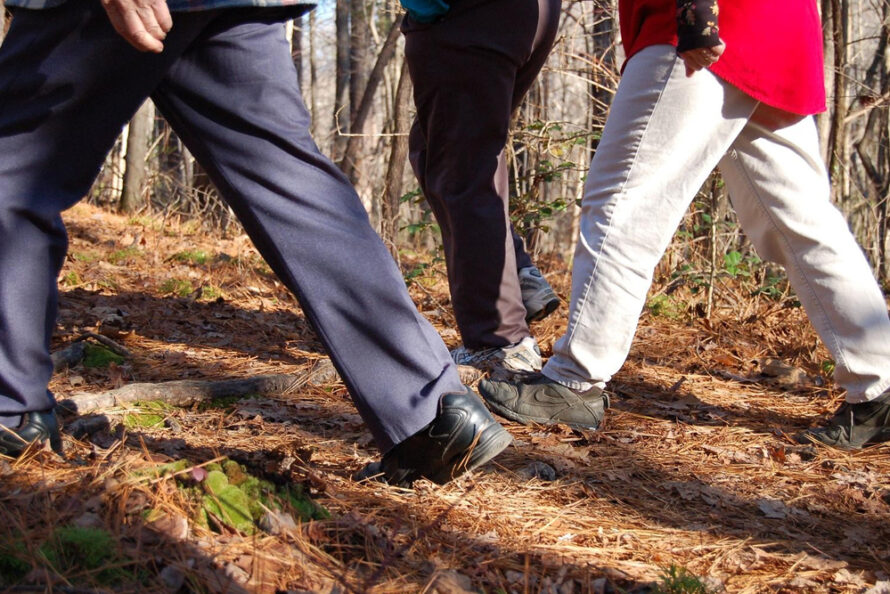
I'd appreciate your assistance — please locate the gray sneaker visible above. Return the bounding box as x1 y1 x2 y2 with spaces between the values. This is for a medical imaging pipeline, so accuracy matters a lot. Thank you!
519 266 559 323
451 336 542 374
797 392 890 449
478 374 609 430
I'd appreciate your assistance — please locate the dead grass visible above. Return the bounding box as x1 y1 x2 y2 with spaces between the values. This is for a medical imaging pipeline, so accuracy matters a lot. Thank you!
1 202 888 593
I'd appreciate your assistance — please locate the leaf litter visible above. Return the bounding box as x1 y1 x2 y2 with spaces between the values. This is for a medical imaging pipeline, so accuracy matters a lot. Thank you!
1 202 888 593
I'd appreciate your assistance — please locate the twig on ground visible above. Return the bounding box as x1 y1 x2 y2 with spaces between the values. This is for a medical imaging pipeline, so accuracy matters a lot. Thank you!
57 359 339 417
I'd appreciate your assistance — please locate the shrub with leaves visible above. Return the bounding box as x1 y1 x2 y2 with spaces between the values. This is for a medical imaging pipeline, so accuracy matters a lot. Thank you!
168 458 329 535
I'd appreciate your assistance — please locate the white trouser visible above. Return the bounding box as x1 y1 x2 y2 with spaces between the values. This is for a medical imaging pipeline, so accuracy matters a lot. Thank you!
544 44 890 403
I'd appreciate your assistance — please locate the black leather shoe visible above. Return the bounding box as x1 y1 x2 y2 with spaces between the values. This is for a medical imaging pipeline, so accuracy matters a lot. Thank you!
355 387 512 487
0 409 63 457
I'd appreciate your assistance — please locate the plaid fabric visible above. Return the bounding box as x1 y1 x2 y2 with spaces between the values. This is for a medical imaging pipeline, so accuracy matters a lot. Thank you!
6 0 314 13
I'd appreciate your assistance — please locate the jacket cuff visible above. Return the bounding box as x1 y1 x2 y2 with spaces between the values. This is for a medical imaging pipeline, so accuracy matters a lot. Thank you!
676 0 721 52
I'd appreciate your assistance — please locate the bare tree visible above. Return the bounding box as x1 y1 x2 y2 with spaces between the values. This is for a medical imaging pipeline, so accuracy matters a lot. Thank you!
1 1 7 45
349 0 372 122
338 14 404 183
380 59 412 253
825 0 851 198
291 15 303 88
307 11 319 140
853 0 890 278
333 0 351 158
119 101 154 214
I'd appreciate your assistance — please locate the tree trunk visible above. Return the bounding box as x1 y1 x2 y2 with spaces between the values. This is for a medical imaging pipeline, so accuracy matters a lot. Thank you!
343 0 372 187
1 1 7 45
826 0 849 199
309 11 319 141
853 0 890 281
338 14 404 182
349 0 371 123
380 59 413 254
119 101 154 214
333 0 351 159
817 0 834 164
155 120 192 208
291 15 303 88
591 0 617 129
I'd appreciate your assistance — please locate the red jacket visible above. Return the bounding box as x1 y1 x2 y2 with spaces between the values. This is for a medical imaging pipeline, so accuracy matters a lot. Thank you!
619 0 826 115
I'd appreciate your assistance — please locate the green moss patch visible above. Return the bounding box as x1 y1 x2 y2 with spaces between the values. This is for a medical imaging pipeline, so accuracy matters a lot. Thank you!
172 250 210 265
82 343 126 368
0 539 31 585
123 401 171 430
160 278 194 297
39 526 141 586
107 246 142 265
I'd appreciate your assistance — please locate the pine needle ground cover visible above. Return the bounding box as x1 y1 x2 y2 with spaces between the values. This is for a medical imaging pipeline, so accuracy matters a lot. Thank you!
2 203 888 593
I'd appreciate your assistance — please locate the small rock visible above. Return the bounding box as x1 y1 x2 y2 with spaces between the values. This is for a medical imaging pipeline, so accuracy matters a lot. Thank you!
591 578 608 594
259 510 298 536
833 568 866 586
430 570 475 594
518 461 557 481
701 576 725 592
148 513 189 541
757 498 789 519
73 512 103 529
159 565 186 591
224 562 250 585
308 358 341 385
865 581 890 594
83 495 103 511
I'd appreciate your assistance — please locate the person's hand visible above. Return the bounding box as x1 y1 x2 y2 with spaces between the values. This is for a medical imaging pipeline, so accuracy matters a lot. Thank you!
101 0 172 53
678 41 725 77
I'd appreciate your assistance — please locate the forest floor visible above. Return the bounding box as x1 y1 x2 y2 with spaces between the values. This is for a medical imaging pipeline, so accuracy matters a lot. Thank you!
1 202 889 594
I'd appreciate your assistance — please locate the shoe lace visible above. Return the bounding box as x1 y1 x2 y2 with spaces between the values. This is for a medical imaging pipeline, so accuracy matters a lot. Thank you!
451 345 504 366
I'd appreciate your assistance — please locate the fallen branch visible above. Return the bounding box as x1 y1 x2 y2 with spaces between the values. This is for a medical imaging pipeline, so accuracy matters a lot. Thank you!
51 332 132 372
73 331 132 358
57 359 340 418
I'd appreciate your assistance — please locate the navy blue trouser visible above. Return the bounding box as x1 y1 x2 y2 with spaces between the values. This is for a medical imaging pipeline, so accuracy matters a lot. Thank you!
404 0 560 350
0 2 464 451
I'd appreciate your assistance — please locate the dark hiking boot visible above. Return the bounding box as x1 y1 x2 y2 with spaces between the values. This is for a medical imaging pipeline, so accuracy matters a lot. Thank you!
0 409 63 457
797 392 890 450
354 387 512 487
478 373 609 430
519 266 560 324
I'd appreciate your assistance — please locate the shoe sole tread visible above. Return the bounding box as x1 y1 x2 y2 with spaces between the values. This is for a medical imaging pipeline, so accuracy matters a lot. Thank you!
525 297 559 324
